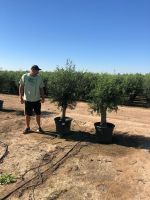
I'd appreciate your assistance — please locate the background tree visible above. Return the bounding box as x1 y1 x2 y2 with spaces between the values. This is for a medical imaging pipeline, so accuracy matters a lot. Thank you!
122 73 144 103
143 73 150 101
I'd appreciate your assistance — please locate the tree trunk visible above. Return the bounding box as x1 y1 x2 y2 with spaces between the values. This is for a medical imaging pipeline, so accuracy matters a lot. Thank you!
61 106 67 121
100 107 107 126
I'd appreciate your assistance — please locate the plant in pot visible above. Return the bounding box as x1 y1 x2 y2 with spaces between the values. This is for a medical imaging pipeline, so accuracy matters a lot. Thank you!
89 73 123 143
48 60 77 136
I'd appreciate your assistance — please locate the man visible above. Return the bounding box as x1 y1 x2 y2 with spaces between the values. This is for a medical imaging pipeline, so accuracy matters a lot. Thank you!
19 65 45 134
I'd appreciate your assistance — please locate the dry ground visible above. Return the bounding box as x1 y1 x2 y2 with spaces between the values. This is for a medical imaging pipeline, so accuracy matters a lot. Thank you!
0 94 150 200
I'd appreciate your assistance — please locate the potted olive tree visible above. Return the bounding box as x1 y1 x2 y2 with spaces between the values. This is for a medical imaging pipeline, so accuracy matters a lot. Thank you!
89 74 123 143
48 60 77 136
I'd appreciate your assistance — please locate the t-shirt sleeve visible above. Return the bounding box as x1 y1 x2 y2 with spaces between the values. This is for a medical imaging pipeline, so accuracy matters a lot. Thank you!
19 74 25 86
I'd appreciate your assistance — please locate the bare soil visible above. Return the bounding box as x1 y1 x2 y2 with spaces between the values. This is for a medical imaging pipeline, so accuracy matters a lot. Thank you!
0 94 150 200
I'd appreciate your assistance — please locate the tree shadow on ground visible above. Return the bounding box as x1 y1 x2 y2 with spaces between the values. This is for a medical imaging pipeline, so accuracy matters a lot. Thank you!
0 109 56 117
0 108 24 115
41 111 56 118
0 108 16 112
41 130 150 150
36 130 59 138
35 131 150 150
113 131 150 149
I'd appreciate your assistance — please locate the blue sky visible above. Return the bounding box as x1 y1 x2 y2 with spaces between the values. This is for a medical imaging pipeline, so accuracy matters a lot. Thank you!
0 0 150 73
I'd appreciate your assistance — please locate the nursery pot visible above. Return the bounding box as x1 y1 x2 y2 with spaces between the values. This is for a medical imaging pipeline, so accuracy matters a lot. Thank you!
94 122 115 144
54 117 72 136
0 100 4 110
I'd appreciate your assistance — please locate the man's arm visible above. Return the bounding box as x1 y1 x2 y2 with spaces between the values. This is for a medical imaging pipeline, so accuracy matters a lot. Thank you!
19 85 24 104
40 88 45 103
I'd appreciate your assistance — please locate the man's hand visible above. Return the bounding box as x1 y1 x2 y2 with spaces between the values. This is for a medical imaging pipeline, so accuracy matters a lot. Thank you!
41 98 45 103
20 97 24 104
40 88 45 103
19 85 24 104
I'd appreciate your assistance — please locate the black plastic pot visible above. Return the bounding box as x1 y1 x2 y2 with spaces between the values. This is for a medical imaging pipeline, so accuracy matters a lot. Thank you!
94 122 115 144
54 117 72 136
0 100 4 110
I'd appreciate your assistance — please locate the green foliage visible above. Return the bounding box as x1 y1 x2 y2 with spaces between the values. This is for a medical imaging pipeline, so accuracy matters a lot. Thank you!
89 74 123 123
47 60 77 119
75 71 99 101
1 68 150 110
0 173 16 185
143 73 150 100
0 70 51 96
121 73 144 102
40 71 53 96
0 71 24 94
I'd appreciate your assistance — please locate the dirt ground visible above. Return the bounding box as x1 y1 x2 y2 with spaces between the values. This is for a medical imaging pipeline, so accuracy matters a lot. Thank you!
0 94 150 200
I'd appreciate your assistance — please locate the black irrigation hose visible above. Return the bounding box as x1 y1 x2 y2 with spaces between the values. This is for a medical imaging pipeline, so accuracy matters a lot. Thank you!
0 141 8 163
0 141 83 200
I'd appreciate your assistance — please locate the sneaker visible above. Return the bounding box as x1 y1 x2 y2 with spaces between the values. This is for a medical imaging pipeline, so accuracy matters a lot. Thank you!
23 127 30 134
36 127 44 133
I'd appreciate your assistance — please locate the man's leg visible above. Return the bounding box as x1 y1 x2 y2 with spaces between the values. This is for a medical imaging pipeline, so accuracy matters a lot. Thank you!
36 115 44 132
34 101 41 128
25 115 30 128
23 101 32 133
34 101 44 132
36 115 41 127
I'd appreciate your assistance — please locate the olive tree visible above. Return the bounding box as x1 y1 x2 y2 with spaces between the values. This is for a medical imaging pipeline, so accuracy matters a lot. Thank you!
48 60 77 120
89 73 123 126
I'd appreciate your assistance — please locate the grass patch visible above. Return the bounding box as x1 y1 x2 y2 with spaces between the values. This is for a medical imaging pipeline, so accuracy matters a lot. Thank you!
0 173 16 185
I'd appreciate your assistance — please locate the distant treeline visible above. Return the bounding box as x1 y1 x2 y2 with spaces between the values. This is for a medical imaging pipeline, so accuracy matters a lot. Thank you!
0 70 150 105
